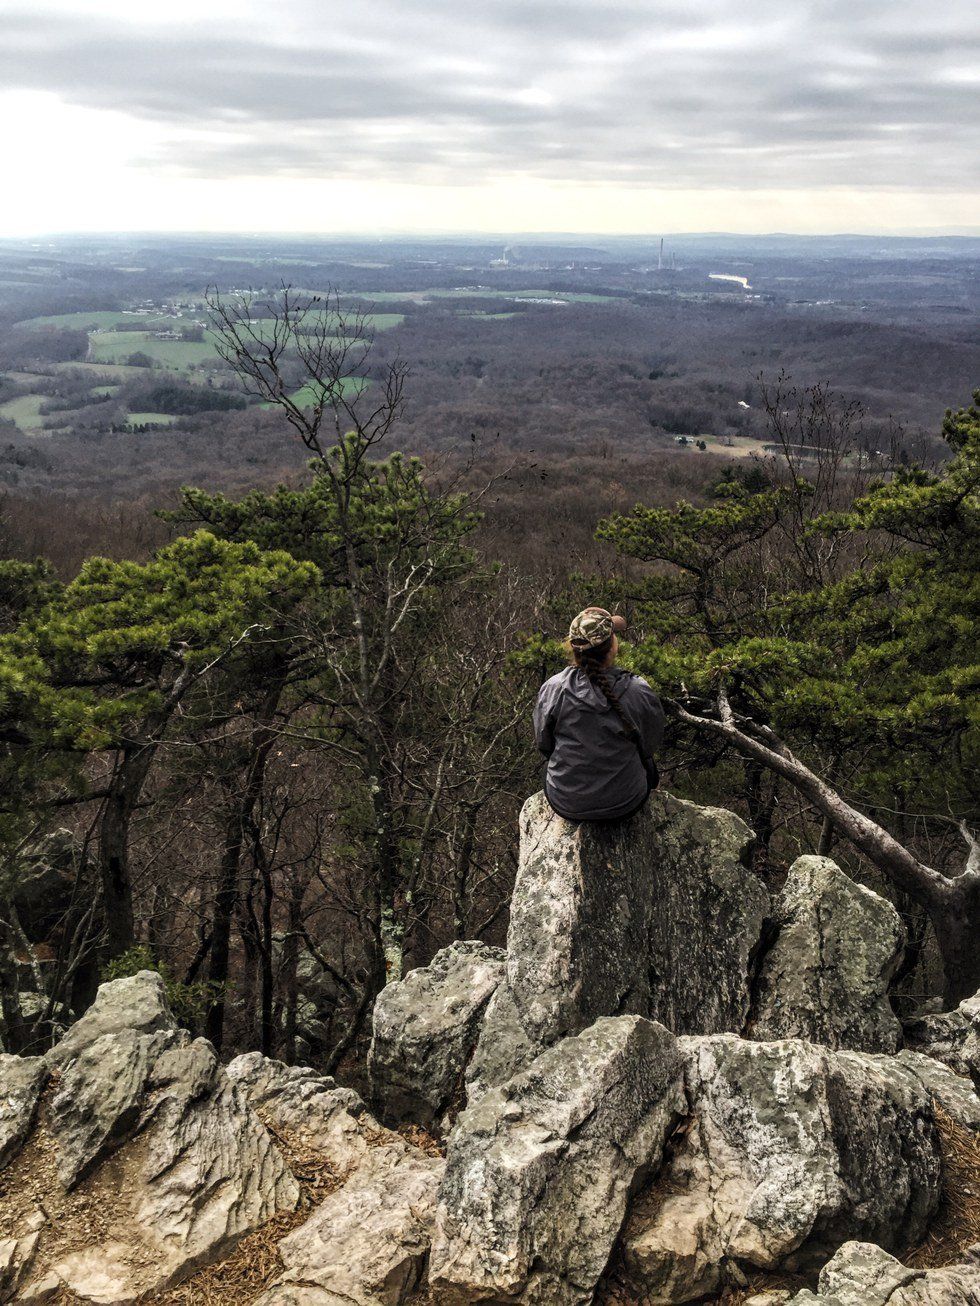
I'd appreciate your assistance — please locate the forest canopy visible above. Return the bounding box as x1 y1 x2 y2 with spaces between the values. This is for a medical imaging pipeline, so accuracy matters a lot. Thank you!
0 291 975 1071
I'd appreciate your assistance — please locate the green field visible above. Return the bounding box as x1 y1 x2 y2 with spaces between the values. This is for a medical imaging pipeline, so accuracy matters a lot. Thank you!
51 361 186 382
19 310 203 331
124 412 179 426
88 331 220 370
0 394 49 432
263 378 367 409
89 384 121 398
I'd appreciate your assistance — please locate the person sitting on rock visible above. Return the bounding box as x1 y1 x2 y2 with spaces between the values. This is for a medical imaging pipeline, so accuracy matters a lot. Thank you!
534 606 664 822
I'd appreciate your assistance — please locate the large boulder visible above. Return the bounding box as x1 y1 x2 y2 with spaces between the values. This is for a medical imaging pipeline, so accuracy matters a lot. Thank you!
887 1047 980 1131
0 1212 44 1299
904 987 980 1089
750 855 904 1053
0 1055 46 1171
465 978 540 1106
44 970 174 1070
786 1241 980 1304
368 940 506 1127
3 977 300 1303
255 1141 444 1305
130 1051 299 1285
468 791 768 1098
619 1035 942 1303
430 1015 685 1305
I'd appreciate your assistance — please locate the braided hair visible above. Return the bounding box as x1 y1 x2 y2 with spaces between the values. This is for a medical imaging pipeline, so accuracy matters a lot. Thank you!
570 636 642 746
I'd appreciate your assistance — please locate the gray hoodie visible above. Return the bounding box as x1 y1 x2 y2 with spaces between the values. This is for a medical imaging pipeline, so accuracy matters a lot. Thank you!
533 666 665 822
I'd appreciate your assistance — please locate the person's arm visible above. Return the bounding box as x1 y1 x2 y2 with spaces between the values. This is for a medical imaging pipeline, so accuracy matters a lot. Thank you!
533 683 558 757
633 679 665 756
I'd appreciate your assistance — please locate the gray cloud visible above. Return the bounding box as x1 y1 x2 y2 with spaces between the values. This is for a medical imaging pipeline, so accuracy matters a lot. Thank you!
1 0 976 189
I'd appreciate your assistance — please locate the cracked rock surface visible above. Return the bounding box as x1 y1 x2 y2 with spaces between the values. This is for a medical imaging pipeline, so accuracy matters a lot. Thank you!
0 1056 46 1172
786 1240 980 1304
256 1141 443 1305
430 1014 685 1305
905 988 980 1090
750 855 905 1053
467 791 769 1100
368 940 506 1128
619 1035 943 1304
4 973 299 1303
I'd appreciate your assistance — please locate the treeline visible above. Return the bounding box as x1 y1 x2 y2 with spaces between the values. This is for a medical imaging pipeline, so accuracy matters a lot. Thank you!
129 381 247 415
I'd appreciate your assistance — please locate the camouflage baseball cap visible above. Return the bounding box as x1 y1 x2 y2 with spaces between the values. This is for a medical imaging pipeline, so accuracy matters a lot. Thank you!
568 606 622 649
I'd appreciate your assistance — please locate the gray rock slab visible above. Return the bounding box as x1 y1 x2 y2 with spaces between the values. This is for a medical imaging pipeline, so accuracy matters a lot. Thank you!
256 1142 443 1305
430 1015 685 1305
45 971 175 1071
227 1051 373 1175
750 855 904 1053
48 1029 171 1189
470 791 768 1099
621 1036 943 1303
786 1241 980 1305
905 989 980 1089
368 940 505 1127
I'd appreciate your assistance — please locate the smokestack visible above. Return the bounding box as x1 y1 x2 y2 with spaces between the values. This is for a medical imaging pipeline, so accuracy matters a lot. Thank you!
658 237 664 270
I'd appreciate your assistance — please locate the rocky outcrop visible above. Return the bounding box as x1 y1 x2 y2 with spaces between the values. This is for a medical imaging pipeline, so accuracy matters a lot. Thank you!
467 791 769 1097
227 1051 372 1174
0 1212 44 1299
368 940 505 1127
619 1035 943 1303
786 1240 980 1304
256 1142 443 1305
48 1027 174 1188
3 789 973 1306
904 987 980 1089
888 1047 980 1130
2 972 300 1303
430 1015 685 1305
750 855 905 1053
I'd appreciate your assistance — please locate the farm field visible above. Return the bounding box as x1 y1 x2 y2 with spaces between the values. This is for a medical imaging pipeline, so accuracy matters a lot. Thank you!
19 310 203 331
0 394 49 432
124 412 179 426
87 331 220 370
51 361 177 381
263 377 368 408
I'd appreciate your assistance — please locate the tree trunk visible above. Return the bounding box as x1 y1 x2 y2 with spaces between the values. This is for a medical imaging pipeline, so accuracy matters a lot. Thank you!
204 687 281 1051
237 898 260 1050
203 798 243 1051
281 884 305 1064
367 743 405 985
260 861 275 1056
99 740 158 959
931 875 980 1007
452 803 479 938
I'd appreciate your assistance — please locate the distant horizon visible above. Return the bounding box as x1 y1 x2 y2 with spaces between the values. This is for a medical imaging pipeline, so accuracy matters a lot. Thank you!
5 227 980 245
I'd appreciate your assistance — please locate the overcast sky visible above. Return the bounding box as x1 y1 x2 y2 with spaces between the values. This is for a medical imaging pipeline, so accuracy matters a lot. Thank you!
2 0 977 236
